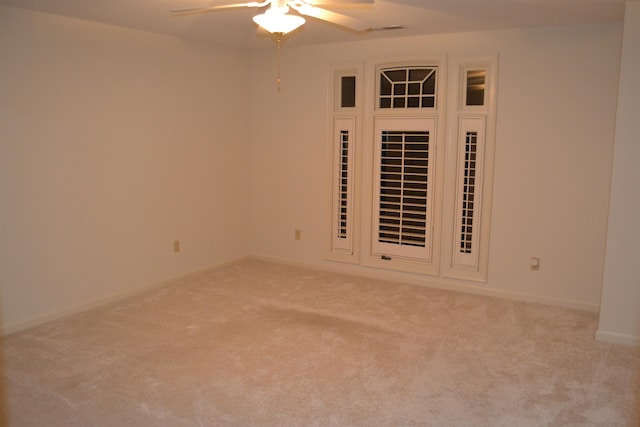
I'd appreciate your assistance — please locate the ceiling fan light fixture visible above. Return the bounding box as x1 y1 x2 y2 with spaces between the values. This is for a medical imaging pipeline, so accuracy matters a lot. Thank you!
253 8 305 34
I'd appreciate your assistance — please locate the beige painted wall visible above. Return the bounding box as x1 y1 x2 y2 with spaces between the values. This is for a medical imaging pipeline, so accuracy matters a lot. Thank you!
249 23 622 311
0 6 250 332
0 5 630 335
598 2 640 345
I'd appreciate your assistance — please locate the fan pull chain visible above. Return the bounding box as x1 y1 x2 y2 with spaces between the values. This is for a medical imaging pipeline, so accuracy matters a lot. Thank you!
276 34 282 91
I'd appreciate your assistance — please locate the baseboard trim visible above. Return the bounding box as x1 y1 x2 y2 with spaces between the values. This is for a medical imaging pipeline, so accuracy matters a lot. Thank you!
3 254 601 336
249 254 600 313
1 256 249 336
595 330 640 346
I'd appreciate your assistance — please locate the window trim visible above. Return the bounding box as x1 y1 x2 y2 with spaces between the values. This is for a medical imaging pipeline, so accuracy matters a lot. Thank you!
325 64 364 264
360 57 447 276
326 55 498 282
441 55 499 282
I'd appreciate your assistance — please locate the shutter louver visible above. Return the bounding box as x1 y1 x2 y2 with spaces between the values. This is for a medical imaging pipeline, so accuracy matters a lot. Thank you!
331 117 355 254
379 131 429 248
373 117 435 262
452 117 485 270
460 131 477 254
338 130 350 239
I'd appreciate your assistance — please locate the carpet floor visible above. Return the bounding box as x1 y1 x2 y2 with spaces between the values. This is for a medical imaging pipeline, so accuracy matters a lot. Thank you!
1 259 639 426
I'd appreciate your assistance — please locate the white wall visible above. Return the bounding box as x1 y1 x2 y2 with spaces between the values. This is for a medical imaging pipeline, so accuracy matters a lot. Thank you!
249 23 622 311
597 2 640 345
0 6 251 332
0 5 628 334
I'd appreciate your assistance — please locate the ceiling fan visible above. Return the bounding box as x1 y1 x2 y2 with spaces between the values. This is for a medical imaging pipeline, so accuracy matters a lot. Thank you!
171 0 374 35
172 0 374 90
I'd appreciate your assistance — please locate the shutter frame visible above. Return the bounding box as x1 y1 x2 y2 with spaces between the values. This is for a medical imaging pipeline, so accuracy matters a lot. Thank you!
372 117 436 262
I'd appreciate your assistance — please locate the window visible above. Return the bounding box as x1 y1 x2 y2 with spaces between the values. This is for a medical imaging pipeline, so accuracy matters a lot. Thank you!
341 76 356 108
378 66 437 109
326 67 362 263
331 118 355 254
451 118 485 270
327 56 497 281
460 131 478 254
442 60 498 281
365 61 444 274
378 131 429 249
465 70 486 106
372 118 436 262
337 130 350 239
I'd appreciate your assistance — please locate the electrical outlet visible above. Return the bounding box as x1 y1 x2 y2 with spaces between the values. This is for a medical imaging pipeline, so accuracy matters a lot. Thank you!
530 257 540 271
173 240 180 253
295 229 302 241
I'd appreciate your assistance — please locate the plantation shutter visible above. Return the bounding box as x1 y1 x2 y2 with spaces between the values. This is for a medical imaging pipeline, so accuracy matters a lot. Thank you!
331 117 355 253
372 117 435 261
452 117 485 269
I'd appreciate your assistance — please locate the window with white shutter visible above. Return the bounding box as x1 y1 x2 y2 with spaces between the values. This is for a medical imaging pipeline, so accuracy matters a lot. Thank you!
442 58 498 282
460 131 478 254
327 56 497 282
331 118 355 253
452 118 485 268
326 66 362 263
337 130 350 239
372 117 436 262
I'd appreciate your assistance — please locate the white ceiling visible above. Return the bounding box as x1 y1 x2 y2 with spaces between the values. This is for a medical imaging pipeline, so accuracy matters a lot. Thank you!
0 0 625 50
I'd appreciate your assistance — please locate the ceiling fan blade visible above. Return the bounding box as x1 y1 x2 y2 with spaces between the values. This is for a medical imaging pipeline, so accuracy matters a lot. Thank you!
290 3 372 31
171 1 267 15
306 0 373 5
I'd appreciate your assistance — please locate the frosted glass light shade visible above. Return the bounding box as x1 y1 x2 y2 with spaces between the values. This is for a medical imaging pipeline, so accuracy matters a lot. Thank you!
253 10 305 34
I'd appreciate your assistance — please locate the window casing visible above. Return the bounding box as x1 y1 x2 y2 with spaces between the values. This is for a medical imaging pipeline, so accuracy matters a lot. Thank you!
360 60 445 275
326 66 363 264
442 58 498 281
327 56 497 282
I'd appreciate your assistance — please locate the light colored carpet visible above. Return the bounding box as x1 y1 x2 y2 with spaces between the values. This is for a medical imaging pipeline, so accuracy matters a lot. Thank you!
1 259 639 426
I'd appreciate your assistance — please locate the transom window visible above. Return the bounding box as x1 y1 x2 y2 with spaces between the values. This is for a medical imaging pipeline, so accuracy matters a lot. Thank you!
379 66 437 109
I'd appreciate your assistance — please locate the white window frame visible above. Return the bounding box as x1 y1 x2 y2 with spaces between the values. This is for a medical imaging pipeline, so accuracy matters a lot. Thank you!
360 57 447 276
331 117 356 253
325 64 363 264
326 55 498 283
452 117 485 268
441 56 499 282
372 117 436 262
